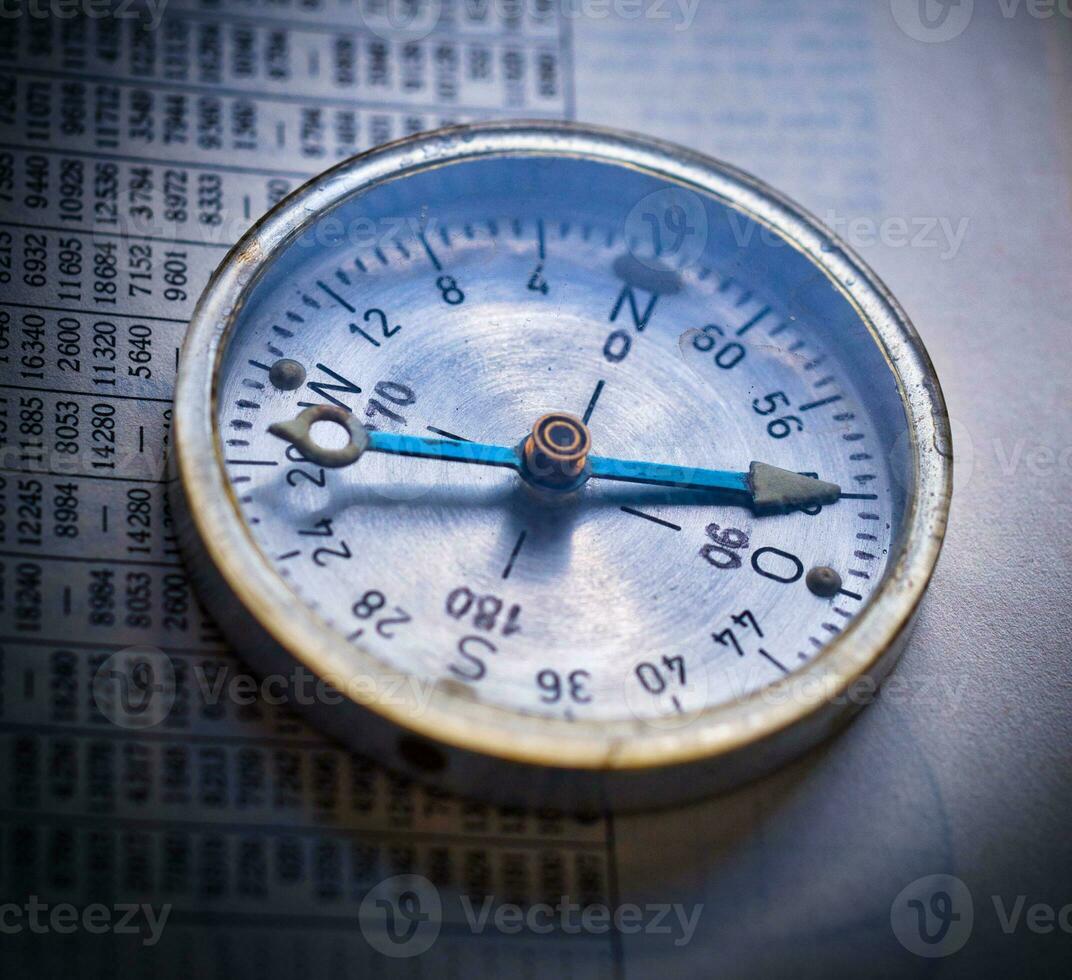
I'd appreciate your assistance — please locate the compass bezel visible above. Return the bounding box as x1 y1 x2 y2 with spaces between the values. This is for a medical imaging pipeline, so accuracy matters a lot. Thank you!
170 121 952 808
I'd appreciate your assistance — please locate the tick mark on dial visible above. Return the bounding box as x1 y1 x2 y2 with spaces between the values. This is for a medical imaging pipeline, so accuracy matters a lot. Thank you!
426 426 470 442
758 648 789 673
581 379 605 424
735 305 770 336
620 507 681 531
417 230 443 271
798 395 843 412
502 530 528 580
317 279 355 313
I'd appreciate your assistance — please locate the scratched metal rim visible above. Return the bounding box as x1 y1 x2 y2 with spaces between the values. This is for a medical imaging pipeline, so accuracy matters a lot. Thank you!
172 120 952 774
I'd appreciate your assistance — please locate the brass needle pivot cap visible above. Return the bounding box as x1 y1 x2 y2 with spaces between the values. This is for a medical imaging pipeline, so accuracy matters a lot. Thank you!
522 412 592 489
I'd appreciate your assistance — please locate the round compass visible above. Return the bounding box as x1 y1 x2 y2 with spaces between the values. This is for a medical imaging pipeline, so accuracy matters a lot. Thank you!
171 122 951 810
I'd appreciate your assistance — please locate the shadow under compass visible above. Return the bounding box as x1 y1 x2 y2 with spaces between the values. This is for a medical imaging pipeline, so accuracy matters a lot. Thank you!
322 478 733 515
312 478 734 585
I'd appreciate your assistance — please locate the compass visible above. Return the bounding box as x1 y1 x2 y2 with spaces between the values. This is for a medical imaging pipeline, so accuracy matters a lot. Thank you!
170 122 951 810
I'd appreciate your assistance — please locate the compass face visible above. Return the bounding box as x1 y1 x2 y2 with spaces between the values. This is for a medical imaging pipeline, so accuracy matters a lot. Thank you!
211 143 912 726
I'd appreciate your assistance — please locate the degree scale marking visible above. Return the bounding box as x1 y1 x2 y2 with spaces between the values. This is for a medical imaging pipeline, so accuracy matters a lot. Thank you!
221 212 892 717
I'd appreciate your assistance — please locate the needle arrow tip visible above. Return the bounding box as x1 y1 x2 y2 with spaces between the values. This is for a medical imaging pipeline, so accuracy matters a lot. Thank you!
748 462 841 511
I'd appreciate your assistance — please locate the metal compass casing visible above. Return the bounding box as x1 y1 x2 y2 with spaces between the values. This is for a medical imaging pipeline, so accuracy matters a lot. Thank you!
170 121 951 811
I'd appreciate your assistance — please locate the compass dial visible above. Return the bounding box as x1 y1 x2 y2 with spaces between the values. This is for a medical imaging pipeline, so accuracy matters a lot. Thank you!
173 123 949 807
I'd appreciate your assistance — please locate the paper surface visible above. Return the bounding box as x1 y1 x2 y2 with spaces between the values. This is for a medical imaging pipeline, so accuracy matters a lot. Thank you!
1 1 1069 976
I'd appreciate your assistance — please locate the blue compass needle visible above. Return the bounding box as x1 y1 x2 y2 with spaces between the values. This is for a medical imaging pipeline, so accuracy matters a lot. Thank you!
268 406 841 512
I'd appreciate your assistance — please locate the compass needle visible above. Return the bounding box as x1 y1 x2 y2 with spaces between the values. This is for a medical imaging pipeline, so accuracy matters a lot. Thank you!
268 410 841 512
